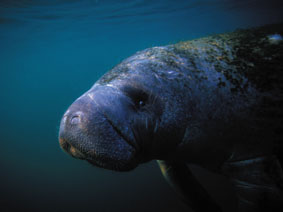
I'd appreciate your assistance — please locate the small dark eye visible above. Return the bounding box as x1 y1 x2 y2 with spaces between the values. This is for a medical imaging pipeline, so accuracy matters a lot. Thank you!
121 86 149 109
138 100 145 107
135 93 148 108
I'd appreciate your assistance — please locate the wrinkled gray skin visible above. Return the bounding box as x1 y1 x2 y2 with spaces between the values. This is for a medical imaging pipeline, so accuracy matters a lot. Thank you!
59 23 283 212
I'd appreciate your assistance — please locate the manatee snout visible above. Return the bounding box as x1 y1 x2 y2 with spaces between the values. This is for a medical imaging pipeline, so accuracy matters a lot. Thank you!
58 97 101 160
58 86 140 171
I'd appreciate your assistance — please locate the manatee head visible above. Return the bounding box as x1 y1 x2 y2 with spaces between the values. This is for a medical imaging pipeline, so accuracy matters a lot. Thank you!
59 47 187 171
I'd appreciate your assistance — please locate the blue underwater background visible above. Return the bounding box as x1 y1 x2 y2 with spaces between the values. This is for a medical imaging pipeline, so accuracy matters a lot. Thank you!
1 1 283 212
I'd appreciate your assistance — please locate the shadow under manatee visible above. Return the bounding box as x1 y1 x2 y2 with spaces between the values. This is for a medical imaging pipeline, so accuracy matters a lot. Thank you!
188 164 238 212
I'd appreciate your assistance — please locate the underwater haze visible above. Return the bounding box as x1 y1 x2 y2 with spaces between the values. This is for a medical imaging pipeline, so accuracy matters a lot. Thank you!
1 0 283 212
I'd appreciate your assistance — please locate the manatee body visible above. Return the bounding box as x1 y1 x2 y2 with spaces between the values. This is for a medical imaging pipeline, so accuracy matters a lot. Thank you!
59 23 283 212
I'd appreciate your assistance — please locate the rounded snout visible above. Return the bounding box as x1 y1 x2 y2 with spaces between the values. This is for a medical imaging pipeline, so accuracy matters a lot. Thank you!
58 86 140 171
59 111 87 159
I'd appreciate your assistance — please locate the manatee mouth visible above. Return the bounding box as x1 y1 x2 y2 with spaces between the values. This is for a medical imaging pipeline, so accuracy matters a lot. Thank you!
59 111 139 171
87 114 141 171
83 114 140 171
60 126 138 171
59 137 86 160
104 114 140 152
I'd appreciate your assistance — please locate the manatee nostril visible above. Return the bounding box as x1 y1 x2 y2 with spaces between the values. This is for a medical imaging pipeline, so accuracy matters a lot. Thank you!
70 115 80 125
68 111 84 125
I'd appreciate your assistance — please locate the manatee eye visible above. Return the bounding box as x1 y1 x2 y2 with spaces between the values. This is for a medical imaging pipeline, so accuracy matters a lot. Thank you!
139 100 145 107
133 92 148 109
121 86 149 110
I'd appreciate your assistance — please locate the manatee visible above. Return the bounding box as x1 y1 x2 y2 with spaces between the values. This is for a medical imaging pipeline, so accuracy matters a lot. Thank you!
59 23 283 212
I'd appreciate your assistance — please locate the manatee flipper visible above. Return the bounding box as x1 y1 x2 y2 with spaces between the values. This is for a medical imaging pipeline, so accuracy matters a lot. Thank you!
157 160 222 212
221 155 283 212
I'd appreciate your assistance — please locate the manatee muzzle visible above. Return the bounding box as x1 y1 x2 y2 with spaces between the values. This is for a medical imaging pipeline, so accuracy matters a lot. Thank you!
58 86 140 171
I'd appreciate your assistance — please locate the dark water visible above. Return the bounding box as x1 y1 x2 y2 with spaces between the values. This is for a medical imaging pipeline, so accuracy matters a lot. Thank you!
1 1 283 212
